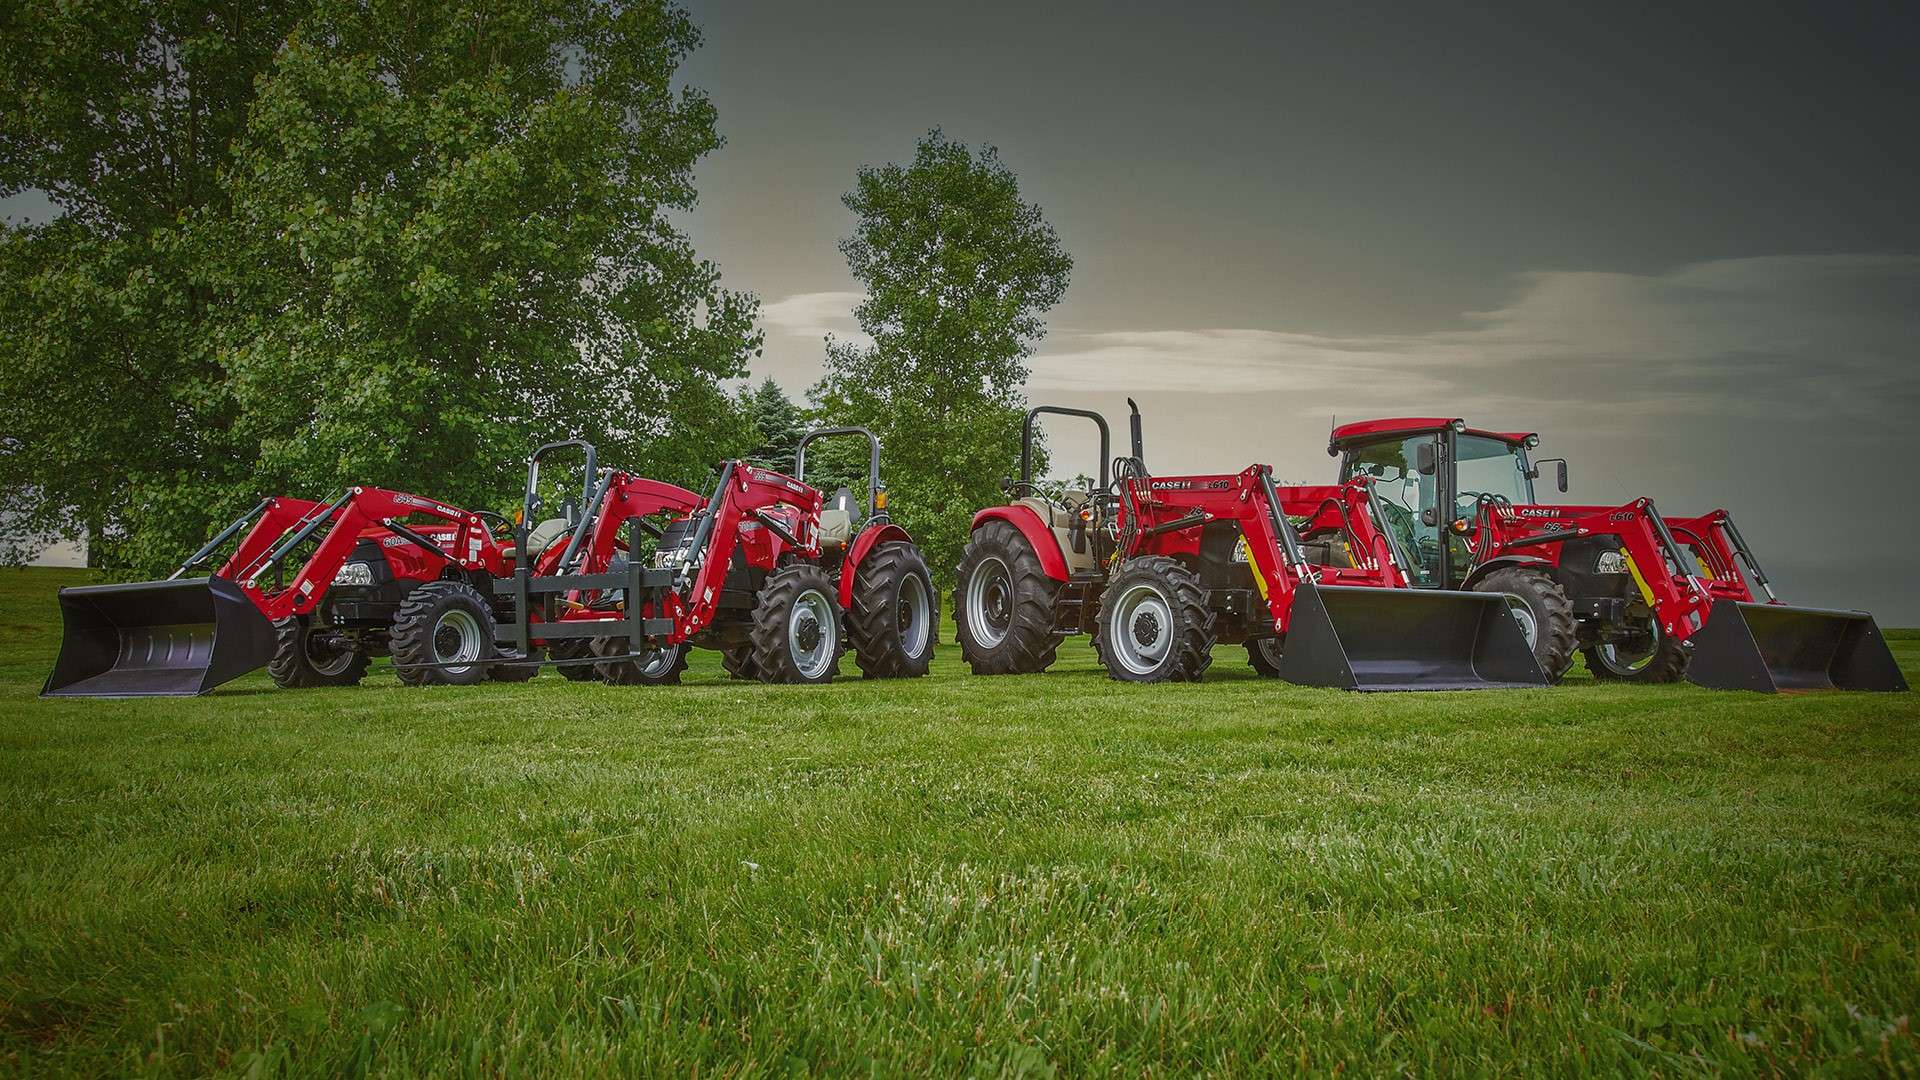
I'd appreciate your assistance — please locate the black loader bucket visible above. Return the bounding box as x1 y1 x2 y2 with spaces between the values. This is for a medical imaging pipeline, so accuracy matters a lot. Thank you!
1274 582 1548 691
1685 598 1907 693
41 576 277 698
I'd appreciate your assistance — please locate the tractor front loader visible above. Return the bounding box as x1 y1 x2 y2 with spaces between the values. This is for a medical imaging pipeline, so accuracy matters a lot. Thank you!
956 402 1545 689
493 428 936 686
1327 418 1905 693
45 486 517 697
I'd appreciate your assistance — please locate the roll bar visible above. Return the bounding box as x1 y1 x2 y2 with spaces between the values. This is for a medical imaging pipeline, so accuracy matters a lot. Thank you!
1020 406 1111 493
519 439 599 572
795 426 884 520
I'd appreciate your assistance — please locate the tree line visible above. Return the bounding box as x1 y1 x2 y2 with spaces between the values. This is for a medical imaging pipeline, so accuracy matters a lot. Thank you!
1 2 1069 585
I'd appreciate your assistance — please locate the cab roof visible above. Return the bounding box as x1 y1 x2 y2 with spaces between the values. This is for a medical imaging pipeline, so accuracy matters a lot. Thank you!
1328 417 1535 454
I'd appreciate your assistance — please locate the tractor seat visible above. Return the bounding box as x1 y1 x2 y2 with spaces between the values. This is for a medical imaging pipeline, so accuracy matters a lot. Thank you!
504 518 570 560
818 508 853 548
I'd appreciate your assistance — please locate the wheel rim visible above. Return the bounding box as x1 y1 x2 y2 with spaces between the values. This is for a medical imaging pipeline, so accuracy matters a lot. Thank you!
641 644 681 678
304 628 356 676
787 588 837 679
966 557 1013 648
1504 594 1539 652
1256 637 1285 668
1109 583 1174 676
897 572 932 658
1598 622 1660 674
433 608 485 673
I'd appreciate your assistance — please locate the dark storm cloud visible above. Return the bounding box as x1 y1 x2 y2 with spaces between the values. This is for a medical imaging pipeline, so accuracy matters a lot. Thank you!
682 0 1920 619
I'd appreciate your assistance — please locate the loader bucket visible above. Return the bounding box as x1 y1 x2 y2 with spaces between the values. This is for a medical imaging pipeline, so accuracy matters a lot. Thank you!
41 576 277 698
1685 598 1907 693
1273 582 1548 691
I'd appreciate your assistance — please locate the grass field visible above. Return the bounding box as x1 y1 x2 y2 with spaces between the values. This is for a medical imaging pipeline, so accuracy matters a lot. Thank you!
2 566 1916 1075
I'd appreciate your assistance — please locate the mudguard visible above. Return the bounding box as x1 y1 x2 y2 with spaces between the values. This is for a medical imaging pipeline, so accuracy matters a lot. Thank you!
839 522 915 608
970 505 1069 582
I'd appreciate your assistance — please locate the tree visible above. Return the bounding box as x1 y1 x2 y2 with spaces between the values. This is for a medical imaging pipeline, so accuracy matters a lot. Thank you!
812 130 1071 582
0 0 757 576
737 376 805 472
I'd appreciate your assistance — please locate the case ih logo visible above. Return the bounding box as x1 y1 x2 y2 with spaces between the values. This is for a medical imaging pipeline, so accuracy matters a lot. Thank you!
395 493 458 517
1518 508 1559 518
1149 479 1231 491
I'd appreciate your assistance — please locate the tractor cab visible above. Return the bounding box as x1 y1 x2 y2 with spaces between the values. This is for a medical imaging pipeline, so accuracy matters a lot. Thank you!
1329 418 1552 589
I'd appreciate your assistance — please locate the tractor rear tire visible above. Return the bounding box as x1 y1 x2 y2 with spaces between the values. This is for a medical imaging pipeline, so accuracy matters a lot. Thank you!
954 520 1063 675
1094 556 1215 683
721 645 758 681
592 636 688 685
548 639 600 681
849 541 937 678
1245 637 1284 678
749 564 843 684
1473 566 1576 682
1584 619 1690 683
391 580 495 687
268 617 370 688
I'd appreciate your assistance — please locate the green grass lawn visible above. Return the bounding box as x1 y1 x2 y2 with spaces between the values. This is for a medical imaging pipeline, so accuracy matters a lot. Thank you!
2 566 1916 1075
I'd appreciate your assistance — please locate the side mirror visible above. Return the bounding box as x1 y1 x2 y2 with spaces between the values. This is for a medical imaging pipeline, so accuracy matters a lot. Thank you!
1415 442 1437 476
1530 457 1569 494
999 475 1014 494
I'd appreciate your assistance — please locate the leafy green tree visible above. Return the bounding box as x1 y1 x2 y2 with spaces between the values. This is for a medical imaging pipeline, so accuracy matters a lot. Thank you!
0 0 756 575
737 376 806 472
0 0 300 567
813 130 1071 582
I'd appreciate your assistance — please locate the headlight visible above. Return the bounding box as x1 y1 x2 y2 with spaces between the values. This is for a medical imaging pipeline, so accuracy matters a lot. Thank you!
332 561 375 587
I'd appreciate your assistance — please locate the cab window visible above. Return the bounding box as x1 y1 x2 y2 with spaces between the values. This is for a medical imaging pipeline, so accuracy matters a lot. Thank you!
1341 435 1441 585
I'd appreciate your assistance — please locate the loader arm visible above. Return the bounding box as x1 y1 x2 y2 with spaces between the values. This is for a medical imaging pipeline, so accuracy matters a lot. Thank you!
1477 498 1733 643
224 487 486 622
671 462 823 642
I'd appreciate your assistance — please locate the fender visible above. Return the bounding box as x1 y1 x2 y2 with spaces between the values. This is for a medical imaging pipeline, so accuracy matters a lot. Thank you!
839 521 915 608
1461 554 1556 591
970 505 1069 582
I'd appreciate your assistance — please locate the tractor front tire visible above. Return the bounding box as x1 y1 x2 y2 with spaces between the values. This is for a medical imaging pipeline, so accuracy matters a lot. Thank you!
1094 556 1215 683
849 541 937 678
1473 566 1576 682
1245 637 1284 678
749 564 843 684
547 639 601 681
954 520 1063 675
720 645 758 681
489 649 542 682
1583 619 1690 683
391 580 496 687
592 636 688 685
268 617 370 688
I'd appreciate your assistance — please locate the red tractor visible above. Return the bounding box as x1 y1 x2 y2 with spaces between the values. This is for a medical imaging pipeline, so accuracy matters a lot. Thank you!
43 441 700 697
493 427 936 685
955 403 1544 689
1326 418 1906 692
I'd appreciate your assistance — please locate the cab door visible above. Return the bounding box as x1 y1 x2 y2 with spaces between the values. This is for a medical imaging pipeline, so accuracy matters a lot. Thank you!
1340 434 1444 586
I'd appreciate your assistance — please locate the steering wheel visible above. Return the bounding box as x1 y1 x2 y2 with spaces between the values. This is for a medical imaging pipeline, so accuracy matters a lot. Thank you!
475 510 515 541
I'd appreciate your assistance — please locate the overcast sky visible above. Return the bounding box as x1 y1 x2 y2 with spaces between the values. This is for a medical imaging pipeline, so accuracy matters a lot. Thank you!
6 2 1915 618
676 0 1920 620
